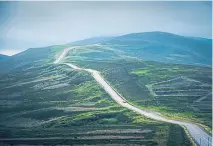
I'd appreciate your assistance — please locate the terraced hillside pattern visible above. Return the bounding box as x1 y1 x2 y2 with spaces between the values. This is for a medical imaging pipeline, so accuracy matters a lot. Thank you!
0 32 212 146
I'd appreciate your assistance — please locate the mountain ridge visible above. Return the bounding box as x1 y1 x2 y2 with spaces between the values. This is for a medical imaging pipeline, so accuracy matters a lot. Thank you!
0 54 9 60
102 31 212 66
1 31 212 67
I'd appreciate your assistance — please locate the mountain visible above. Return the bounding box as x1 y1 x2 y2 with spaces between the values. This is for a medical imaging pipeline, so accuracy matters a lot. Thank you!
0 41 186 146
0 32 211 145
69 36 114 45
0 54 9 60
102 31 212 66
0 45 67 75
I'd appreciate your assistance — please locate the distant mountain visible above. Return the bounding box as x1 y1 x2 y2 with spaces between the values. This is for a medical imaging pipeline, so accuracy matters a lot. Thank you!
0 54 9 60
69 36 114 45
103 31 212 66
0 31 211 75
0 45 66 75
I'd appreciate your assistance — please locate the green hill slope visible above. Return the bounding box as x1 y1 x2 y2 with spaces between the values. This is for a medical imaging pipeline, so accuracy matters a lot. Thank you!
0 45 192 145
102 32 212 66
1 31 211 145
64 42 212 134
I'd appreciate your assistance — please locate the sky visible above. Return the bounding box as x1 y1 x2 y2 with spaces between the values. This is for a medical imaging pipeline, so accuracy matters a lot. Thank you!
0 1 212 56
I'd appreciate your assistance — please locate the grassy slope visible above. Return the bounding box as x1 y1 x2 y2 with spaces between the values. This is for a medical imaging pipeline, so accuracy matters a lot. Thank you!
0 45 191 145
64 44 212 134
102 32 212 66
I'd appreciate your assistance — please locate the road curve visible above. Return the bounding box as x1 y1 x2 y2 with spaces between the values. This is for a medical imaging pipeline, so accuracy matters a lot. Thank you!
56 47 212 146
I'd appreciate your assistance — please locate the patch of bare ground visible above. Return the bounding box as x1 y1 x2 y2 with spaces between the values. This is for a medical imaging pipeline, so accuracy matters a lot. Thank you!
1 116 67 128
73 145 142 146
194 92 212 102
147 76 211 98
0 144 142 146
0 144 46 146
54 106 97 112
76 135 145 139
2 118 42 128
40 116 67 124
0 100 22 106
85 129 153 134
43 83 69 90
32 82 69 90
1 77 62 90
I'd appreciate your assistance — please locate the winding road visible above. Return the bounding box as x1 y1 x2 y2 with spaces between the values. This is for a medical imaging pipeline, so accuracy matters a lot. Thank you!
55 47 212 146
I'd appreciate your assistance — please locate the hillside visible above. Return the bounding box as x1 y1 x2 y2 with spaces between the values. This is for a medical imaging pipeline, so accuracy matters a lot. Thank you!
63 42 212 134
0 43 192 145
0 31 211 145
69 36 114 46
0 54 9 60
0 45 68 75
102 32 212 66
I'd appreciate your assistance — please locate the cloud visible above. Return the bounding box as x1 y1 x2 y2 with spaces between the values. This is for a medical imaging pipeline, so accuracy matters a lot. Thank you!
0 49 22 56
0 1 212 55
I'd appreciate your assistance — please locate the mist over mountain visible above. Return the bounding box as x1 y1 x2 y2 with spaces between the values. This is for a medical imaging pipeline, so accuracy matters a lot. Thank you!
67 31 212 66
69 36 114 46
1 32 211 68
102 31 212 66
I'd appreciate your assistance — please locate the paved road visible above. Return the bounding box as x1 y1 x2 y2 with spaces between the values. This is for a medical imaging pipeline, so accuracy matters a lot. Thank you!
56 47 212 146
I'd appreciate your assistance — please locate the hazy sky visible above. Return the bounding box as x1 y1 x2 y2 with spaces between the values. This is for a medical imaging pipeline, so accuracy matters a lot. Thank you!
0 1 212 56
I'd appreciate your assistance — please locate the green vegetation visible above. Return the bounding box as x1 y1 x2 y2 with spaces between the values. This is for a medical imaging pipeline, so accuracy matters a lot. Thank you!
130 69 152 76
64 45 212 134
2 33 211 145
102 32 212 66
0 46 192 145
